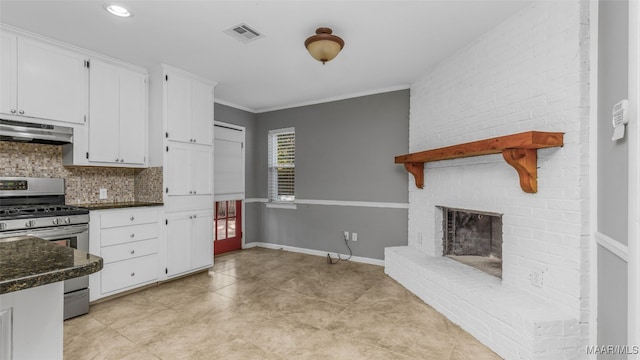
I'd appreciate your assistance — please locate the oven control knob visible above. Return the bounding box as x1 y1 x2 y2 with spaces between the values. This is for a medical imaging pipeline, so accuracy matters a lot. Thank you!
0 223 6 230
52 218 60 225
25 220 36 228
63 217 71 224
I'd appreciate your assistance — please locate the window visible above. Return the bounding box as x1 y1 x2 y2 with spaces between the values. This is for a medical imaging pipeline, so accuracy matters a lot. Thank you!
268 127 295 203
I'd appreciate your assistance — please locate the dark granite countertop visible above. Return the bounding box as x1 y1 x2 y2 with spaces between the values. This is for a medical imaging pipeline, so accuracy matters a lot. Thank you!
0 236 103 294
76 202 164 210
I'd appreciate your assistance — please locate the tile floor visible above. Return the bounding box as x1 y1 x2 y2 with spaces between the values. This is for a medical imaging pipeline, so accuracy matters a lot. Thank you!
64 247 502 359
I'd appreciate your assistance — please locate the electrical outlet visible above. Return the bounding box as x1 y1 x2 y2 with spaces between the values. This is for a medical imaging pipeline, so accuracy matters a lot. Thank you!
343 231 349 241
99 188 108 200
352 232 358 241
530 269 544 287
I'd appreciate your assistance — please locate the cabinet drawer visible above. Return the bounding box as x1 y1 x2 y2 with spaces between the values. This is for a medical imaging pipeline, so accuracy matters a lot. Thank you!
100 209 158 228
101 238 158 264
101 223 158 247
101 254 158 294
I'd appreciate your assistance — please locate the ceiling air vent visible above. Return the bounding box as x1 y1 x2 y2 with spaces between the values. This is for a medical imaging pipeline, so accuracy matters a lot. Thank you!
224 23 264 43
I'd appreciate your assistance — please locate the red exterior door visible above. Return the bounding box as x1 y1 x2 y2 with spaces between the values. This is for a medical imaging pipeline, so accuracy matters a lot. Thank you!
214 200 242 255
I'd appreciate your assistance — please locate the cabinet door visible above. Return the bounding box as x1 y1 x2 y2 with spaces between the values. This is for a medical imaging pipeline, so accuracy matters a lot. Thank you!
88 60 120 163
166 72 191 143
0 33 17 115
191 147 213 195
166 214 192 277
190 81 213 145
119 68 146 165
166 144 191 196
17 37 85 124
191 211 213 269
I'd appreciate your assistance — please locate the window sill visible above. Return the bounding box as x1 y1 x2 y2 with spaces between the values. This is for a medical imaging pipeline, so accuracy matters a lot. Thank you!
266 202 297 210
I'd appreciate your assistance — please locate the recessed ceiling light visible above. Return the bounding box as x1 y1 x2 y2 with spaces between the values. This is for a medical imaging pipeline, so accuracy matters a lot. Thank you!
104 4 132 18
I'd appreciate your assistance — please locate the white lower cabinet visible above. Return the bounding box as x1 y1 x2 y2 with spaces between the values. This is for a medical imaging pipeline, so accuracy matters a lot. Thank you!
89 207 161 301
0 282 64 360
101 254 158 294
165 210 213 277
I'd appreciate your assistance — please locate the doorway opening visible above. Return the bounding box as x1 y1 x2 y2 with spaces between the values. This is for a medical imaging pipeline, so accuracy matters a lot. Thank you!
214 200 242 255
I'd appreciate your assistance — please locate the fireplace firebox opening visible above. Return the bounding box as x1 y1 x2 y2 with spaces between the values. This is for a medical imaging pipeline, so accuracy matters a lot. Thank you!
439 207 503 278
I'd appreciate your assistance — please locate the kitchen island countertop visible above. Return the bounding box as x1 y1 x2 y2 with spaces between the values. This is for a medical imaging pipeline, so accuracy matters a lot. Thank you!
0 236 103 294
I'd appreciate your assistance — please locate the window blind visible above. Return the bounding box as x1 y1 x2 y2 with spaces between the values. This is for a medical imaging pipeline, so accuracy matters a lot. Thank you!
268 128 295 202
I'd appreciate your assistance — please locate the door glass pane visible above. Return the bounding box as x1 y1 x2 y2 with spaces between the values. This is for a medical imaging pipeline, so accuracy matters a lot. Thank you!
217 202 226 219
217 219 227 240
228 219 236 238
228 201 236 217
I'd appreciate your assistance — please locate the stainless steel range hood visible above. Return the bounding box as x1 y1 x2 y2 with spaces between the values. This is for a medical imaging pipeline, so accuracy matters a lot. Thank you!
0 119 73 145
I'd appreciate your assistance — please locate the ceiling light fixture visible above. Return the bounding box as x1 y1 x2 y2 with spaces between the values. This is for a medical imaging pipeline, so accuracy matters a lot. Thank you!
304 27 344 64
104 4 132 17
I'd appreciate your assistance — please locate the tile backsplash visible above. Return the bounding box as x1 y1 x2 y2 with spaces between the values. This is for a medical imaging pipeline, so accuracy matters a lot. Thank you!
134 166 163 203
0 142 162 204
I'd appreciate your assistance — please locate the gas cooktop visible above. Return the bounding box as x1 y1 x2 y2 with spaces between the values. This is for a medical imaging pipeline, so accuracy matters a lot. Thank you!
0 204 89 220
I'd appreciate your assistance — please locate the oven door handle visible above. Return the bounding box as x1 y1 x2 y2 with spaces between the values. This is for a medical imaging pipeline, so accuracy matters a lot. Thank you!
21 225 88 240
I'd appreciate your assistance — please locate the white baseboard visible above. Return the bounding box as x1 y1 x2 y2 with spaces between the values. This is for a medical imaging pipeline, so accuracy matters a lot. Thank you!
243 241 385 266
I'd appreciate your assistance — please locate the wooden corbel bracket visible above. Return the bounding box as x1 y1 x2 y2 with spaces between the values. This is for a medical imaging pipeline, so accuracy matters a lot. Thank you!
502 148 537 193
395 131 563 193
404 162 424 189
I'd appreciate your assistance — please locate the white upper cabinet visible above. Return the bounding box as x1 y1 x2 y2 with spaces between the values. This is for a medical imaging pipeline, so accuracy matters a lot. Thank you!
0 32 17 117
88 60 119 162
118 67 147 164
88 59 147 166
165 70 213 145
190 80 214 145
166 72 191 143
166 142 212 196
0 33 86 124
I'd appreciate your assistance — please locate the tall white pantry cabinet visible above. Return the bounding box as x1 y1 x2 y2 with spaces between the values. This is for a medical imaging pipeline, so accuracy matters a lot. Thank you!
149 65 216 279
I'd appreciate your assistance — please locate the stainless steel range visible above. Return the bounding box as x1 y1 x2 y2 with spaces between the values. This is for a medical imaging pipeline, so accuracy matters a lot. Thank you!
0 177 90 320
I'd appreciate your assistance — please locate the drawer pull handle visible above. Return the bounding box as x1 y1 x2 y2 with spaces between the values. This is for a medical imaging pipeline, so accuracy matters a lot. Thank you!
130 233 135 238
131 272 135 277
130 250 135 254
130 216 135 221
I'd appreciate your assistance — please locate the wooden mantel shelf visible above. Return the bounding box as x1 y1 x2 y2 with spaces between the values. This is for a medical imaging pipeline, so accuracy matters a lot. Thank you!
395 131 564 193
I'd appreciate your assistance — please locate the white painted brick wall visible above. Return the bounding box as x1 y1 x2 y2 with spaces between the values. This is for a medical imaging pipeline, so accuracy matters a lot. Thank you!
394 0 591 358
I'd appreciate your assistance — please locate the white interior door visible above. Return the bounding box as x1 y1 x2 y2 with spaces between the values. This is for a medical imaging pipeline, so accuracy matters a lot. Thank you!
214 123 245 201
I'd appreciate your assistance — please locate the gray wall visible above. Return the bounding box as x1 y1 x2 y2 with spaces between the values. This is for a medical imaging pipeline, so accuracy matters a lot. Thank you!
597 0 629 352
250 90 410 259
254 90 410 202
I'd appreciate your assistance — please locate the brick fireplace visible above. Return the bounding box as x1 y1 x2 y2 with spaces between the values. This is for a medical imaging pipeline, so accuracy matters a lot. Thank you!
385 1 591 359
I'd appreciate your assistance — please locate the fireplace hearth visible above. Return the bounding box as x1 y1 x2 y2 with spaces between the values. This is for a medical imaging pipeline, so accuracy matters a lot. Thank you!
440 207 503 278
